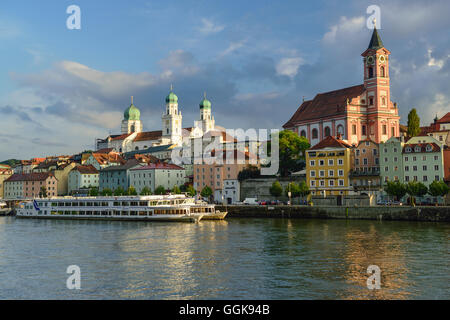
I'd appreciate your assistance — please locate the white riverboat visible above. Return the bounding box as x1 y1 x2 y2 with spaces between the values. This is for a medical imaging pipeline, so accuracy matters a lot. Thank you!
16 195 226 223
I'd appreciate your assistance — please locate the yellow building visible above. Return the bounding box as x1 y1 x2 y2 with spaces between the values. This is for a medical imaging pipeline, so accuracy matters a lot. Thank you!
306 136 354 196
0 168 13 199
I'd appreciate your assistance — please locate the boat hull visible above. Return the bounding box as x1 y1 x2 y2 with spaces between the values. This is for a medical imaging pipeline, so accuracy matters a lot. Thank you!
202 211 228 220
16 214 203 223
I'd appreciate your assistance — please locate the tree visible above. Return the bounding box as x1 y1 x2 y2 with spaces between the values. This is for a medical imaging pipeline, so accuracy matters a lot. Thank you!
285 182 301 204
127 186 138 196
298 181 311 199
268 130 310 177
140 186 152 196
269 181 283 199
100 188 113 196
114 186 125 196
172 185 181 194
39 186 48 198
201 186 213 202
384 181 407 201
407 108 421 137
238 165 261 181
154 185 166 195
406 181 428 206
428 181 450 205
89 186 99 197
187 185 197 197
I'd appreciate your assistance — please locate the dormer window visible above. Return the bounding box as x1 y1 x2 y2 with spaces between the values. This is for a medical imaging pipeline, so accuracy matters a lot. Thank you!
405 147 412 153
415 146 421 152
426 145 433 152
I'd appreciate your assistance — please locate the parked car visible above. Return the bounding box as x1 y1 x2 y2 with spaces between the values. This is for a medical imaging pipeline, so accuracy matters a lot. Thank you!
243 198 258 205
258 200 268 205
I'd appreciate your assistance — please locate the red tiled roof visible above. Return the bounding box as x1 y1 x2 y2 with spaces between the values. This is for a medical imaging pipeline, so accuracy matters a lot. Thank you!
133 130 162 142
91 153 125 165
309 136 353 150
131 163 185 171
283 84 365 128
437 112 450 124
95 148 114 154
403 143 441 153
74 165 98 174
110 133 132 141
5 172 55 182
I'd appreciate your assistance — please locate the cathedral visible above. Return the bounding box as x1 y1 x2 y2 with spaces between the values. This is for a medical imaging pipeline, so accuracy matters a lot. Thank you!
96 87 218 153
283 26 400 145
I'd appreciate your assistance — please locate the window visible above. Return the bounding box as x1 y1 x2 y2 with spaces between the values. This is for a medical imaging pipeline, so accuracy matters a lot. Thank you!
405 156 408 161
382 125 387 135
328 170 334 177
435 176 440 181
338 179 344 186
380 66 385 77
362 125 367 136
413 166 417 171
324 127 331 137
369 97 374 105
356 150 360 156
435 165 439 171
337 125 344 135
355 159 360 166
319 160 324 166
405 176 409 182
319 170 325 177
368 67 374 79
300 130 306 137
310 180 315 187
363 158 368 165
328 159 334 166
405 166 409 172
338 159 343 165
338 170 344 176
329 180 335 187
310 160 315 166
310 171 316 177
423 165 427 171
423 176 428 182
312 129 318 139
352 125 357 135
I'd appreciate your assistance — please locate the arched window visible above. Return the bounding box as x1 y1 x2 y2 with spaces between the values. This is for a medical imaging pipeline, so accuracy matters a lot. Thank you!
368 67 374 78
135 146 139 151
324 127 331 137
337 125 344 135
312 128 318 139
130 125 135 132
380 66 385 77
300 130 306 137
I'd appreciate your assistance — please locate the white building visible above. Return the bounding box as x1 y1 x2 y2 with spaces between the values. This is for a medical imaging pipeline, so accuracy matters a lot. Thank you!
223 179 240 204
129 163 186 194
68 165 99 194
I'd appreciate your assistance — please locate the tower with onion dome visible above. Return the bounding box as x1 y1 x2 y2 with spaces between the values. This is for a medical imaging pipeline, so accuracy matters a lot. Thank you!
161 85 183 146
196 92 215 133
121 96 143 134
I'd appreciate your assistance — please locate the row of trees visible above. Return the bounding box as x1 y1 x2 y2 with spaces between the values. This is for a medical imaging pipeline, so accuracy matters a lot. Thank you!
384 180 449 205
87 184 198 197
269 181 311 203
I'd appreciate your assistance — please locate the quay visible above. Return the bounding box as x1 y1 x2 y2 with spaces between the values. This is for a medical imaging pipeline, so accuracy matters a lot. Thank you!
216 205 450 222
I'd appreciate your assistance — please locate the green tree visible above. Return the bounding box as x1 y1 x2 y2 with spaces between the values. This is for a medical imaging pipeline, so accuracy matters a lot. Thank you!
89 186 99 197
179 184 187 193
268 130 310 177
406 181 428 206
127 186 138 196
39 186 48 198
269 181 283 198
407 108 421 137
298 181 311 199
384 181 407 202
100 188 113 196
201 186 213 202
154 185 166 195
187 185 197 197
428 181 450 205
114 186 125 196
172 185 181 194
238 165 261 181
140 186 152 196
285 182 301 204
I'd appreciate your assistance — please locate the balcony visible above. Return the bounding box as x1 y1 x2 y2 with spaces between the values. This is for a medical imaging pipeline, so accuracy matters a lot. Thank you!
350 167 380 177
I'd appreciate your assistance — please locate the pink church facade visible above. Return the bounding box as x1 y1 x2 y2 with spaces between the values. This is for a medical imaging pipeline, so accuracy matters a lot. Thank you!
283 28 400 146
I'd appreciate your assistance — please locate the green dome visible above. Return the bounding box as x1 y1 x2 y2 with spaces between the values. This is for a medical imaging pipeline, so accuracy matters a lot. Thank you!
166 91 178 103
199 97 211 109
124 103 140 121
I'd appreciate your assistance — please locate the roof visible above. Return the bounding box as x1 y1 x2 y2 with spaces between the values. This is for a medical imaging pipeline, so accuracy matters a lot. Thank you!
367 27 384 50
73 165 98 174
309 136 353 150
437 112 450 124
131 163 185 171
403 143 441 153
123 144 176 159
5 172 55 182
283 84 365 128
100 159 142 172
91 153 125 165
34 161 58 170
133 130 162 142
95 148 114 154
110 133 132 141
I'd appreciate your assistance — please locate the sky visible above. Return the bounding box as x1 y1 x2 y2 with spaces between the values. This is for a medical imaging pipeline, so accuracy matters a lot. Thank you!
0 0 449 160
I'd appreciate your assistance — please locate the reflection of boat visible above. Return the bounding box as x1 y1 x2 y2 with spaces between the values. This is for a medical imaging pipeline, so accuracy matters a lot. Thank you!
15 195 224 223
202 210 228 220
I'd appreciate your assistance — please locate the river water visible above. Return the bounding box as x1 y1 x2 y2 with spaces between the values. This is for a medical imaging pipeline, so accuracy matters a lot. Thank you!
0 217 448 299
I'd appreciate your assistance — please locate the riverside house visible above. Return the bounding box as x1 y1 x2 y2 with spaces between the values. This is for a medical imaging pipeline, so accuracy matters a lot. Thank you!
3 172 58 199
129 163 186 194
68 165 99 194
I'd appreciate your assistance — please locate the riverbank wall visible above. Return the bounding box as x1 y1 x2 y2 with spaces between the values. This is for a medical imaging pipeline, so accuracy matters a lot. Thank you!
216 205 450 222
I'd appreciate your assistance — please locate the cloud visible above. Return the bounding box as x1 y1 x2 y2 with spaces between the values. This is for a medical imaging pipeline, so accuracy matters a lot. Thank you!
276 57 304 78
198 18 225 35
218 40 246 58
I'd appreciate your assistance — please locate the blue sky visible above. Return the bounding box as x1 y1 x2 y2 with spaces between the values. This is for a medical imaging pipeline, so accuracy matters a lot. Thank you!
0 0 449 159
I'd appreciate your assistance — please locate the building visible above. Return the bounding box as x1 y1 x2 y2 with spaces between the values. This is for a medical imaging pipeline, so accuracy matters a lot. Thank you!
305 135 354 197
96 89 221 153
194 150 258 202
402 136 444 186
4 173 58 199
0 168 13 199
84 152 125 170
283 26 400 145
99 159 146 192
129 163 186 194
350 139 381 198
379 136 404 184
420 112 450 146
223 179 240 204
68 165 99 194
123 144 177 161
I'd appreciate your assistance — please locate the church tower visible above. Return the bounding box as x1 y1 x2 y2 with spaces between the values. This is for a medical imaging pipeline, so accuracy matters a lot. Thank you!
121 96 143 134
197 93 215 133
361 21 399 142
162 86 182 146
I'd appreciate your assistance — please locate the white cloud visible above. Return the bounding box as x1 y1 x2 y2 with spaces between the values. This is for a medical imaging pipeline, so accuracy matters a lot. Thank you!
323 16 365 44
276 57 304 78
198 18 225 35
218 40 246 58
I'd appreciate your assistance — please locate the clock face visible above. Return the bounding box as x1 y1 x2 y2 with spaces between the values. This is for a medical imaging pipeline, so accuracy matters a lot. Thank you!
379 55 386 63
366 56 374 65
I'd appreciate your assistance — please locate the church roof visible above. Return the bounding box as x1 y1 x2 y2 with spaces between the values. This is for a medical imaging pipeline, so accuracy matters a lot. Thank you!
283 84 365 128
368 27 384 50
133 130 162 142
